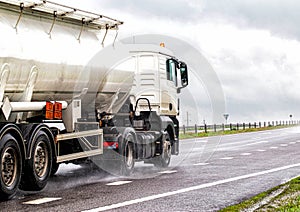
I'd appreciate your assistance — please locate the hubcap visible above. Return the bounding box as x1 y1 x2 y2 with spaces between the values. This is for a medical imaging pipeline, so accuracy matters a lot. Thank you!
1 147 17 187
162 139 171 163
34 141 49 179
125 143 133 168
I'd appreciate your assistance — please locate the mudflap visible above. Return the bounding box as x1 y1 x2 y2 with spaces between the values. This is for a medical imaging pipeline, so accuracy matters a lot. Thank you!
172 138 179 155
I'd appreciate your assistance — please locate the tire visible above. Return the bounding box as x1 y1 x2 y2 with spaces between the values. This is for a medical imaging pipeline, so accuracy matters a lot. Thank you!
20 130 52 191
50 162 59 176
154 132 171 168
0 134 22 200
120 134 135 176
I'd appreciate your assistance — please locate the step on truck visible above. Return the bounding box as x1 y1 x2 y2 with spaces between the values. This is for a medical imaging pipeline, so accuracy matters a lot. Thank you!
0 0 188 199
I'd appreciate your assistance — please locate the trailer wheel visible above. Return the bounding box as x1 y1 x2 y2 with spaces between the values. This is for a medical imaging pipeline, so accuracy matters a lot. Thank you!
120 134 135 176
0 134 22 200
20 130 52 191
154 132 171 168
50 162 59 176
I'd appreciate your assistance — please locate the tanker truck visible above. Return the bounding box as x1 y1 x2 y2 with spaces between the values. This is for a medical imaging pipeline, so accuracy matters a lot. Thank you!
0 0 188 200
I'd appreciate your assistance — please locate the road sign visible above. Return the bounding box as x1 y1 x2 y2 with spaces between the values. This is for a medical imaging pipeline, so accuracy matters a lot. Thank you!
223 114 229 123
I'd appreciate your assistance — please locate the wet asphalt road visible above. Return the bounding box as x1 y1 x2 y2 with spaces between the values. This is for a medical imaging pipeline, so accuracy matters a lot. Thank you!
2 126 300 211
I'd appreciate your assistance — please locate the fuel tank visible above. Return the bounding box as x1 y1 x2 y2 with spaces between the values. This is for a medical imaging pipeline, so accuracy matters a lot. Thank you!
0 1 132 114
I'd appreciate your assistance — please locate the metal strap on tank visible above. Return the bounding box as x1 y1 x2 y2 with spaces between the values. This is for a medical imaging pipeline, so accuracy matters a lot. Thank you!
113 24 119 47
77 18 85 43
0 64 10 102
101 24 109 47
47 10 57 38
14 2 24 31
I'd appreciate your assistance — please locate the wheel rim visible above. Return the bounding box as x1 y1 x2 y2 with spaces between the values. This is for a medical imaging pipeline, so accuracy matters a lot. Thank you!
1 147 17 187
125 143 134 168
162 139 171 164
34 141 49 179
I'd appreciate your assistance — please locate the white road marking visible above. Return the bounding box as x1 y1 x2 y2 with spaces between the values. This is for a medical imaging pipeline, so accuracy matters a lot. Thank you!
82 163 300 212
257 149 266 152
23 197 62 205
289 142 296 144
240 153 252 156
220 140 269 151
182 139 207 145
270 146 278 149
244 140 269 147
280 144 288 147
193 163 209 166
192 147 204 151
220 157 234 160
158 170 177 174
280 133 287 136
261 132 272 135
195 140 208 143
106 181 132 186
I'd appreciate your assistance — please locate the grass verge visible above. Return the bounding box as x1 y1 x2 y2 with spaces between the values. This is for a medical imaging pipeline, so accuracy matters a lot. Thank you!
179 125 296 140
220 177 300 211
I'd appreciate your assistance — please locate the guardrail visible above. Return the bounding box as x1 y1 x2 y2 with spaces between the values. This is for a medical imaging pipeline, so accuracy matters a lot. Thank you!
180 120 300 134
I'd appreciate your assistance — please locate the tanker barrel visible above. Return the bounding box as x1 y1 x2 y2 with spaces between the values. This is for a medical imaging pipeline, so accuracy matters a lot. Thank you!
10 101 68 112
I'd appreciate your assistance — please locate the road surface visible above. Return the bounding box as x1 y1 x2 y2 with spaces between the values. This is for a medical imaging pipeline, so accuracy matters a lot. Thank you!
1 127 300 211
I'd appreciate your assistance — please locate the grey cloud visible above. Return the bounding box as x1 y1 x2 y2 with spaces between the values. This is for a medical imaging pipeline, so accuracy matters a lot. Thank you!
99 0 300 40
201 0 300 40
99 0 200 21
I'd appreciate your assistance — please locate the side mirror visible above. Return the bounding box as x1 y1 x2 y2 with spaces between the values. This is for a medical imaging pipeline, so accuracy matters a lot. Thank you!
180 62 188 87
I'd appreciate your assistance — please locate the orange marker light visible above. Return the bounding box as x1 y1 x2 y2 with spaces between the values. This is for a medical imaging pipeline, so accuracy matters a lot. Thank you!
45 102 54 120
54 102 62 120
46 101 54 111
45 111 53 120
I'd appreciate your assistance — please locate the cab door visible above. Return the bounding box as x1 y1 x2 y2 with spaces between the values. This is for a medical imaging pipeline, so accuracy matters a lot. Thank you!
159 57 178 116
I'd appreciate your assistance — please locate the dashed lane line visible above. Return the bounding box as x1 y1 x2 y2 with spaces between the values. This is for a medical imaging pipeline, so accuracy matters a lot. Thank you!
193 163 209 166
23 197 62 205
280 133 288 136
158 170 178 174
270 146 278 149
240 153 252 156
280 144 288 147
257 149 266 152
220 157 234 160
195 140 208 143
217 140 269 151
106 181 132 186
192 147 204 152
82 163 300 212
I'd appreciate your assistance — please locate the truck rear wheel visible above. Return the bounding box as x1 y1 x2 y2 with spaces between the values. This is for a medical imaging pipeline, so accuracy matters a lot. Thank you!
20 130 52 191
154 132 171 168
0 133 22 200
120 134 135 176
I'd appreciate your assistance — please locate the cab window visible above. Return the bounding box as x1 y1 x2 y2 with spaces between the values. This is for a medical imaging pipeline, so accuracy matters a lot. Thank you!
166 59 177 86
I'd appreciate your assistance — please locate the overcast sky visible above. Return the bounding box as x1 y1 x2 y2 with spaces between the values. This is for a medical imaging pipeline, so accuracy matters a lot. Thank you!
56 0 300 124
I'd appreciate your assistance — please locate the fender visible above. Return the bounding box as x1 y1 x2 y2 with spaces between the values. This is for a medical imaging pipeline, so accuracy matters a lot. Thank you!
115 126 137 145
19 124 56 160
0 123 25 161
159 116 176 140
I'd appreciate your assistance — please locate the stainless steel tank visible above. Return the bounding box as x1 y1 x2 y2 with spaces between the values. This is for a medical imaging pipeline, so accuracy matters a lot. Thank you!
0 1 133 115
